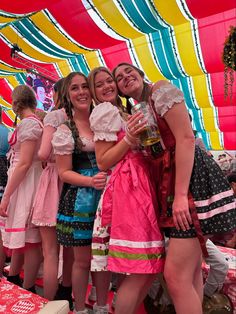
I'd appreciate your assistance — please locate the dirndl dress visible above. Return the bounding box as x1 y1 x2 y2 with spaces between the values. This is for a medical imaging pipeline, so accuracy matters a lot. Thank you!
90 102 165 274
1 117 43 250
32 109 67 226
150 83 236 250
52 123 101 247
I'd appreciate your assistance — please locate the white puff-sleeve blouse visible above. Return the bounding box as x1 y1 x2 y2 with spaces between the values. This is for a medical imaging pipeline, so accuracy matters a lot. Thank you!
151 83 184 117
89 102 122 142
52 126 74 155
18 118 42 142
43 108 66 128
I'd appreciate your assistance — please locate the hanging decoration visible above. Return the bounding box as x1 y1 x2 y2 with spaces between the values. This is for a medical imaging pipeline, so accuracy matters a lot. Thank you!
222 26 236 103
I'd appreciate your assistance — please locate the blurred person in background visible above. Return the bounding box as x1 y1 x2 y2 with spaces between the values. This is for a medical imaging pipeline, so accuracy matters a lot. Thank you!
0 106 10 277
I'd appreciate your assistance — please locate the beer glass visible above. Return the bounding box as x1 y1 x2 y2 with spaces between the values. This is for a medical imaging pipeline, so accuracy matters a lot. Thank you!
131 101 160 146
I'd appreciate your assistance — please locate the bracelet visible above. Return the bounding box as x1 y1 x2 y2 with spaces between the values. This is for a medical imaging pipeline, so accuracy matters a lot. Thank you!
123 135 133 146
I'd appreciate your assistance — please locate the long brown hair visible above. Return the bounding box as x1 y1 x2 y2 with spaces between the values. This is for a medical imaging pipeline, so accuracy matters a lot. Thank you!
61 72 91 153
112 62 151 113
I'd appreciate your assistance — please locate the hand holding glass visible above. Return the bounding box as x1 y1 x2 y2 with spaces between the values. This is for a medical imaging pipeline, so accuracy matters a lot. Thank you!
131 101 160 146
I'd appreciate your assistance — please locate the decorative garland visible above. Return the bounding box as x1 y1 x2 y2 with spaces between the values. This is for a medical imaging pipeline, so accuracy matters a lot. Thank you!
222 26 236 102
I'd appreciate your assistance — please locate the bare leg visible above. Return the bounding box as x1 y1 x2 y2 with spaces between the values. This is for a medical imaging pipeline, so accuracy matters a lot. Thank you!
23 245 42 290
73 246 91 311
193 257 203 302
62 246 73 287
134 274 157 312
40 227 59 300
8 251 24 276
92 271 111 306
0 232 6 277
115 274 156 314
164 238 203 314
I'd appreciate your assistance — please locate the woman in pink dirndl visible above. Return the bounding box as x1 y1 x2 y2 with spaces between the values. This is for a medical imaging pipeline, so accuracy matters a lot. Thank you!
32 79 74 304
88 67 165 314
0 85 43 291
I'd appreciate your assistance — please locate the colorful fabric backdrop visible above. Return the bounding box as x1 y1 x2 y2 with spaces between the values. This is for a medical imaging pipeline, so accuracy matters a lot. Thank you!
0 0 235 149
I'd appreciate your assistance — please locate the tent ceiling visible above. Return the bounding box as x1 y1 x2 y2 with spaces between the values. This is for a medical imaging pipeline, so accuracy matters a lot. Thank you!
0 0 235 149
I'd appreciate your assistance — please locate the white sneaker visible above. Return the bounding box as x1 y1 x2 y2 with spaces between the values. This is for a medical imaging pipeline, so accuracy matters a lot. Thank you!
112 292 116 309
88 285 97 302
93 303 109 314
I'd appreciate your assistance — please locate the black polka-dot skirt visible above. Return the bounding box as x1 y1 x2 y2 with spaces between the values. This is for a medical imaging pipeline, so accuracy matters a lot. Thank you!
156 147 236 238
56 167 102 247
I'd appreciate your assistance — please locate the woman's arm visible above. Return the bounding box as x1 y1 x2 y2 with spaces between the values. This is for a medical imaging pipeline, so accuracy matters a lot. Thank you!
38 125 55 161
0 140 37 216
55 154 106 189
95 112 146 171
95 140 130 171
164 101 195 230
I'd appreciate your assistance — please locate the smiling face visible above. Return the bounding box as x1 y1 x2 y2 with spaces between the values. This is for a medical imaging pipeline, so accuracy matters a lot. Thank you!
68 74 92 112
94 71 117 105
114 64 144 100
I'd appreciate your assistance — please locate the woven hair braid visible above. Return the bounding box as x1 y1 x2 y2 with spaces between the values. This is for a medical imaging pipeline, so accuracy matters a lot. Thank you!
64 99 84 153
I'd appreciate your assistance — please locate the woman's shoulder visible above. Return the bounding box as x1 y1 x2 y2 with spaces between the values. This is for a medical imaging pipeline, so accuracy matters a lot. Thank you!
151 81 184 117
90 102 121 129
52 123 74 155
18 117 43 141
43 108 67 128
90 102 122 142
91 102 120 117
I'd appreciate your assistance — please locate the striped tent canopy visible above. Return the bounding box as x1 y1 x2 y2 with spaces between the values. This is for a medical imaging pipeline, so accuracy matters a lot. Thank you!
0 0 235 149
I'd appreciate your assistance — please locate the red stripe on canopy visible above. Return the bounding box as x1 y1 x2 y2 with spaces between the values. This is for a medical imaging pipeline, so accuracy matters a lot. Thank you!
223 132 236 150
48 0 122 49
218 106 236 133
0 0 57 14
101 43 133 70
0 79 12 103
2 111 14 128
185 0 236 18
210 72 236 107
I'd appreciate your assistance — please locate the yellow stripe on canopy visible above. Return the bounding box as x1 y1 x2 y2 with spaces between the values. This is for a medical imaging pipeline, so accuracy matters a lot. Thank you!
57 60 72 77
1 27 63 63
201 108 222 148
5 76 19 89
93 0 141 38
84 51 103 70
30 12 91 54
153 1 202 76
208 132 223 150
153 0 221 147
0 63 23 73
93 0 165 81
0 97 12 109
132 36 166 81
0 16 18 24
6 110 16 121
191 74 212 108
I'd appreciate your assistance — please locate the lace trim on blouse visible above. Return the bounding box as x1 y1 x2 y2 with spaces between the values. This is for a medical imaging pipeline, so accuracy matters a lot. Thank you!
52 127 74 155
151 83 184 117
90 102 122 142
